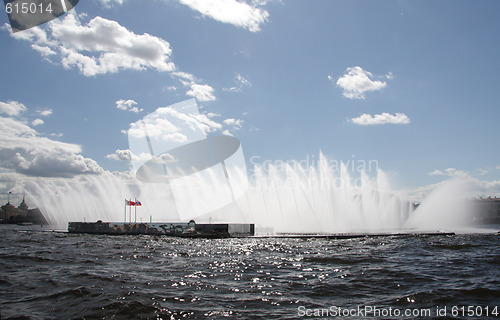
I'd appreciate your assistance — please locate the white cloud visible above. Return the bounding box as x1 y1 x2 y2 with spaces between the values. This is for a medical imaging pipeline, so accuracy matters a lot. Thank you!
128 117 180 140
32 44 57 57
223 118 239 126
351 113 410 125
205 112 220 118
7 13 216 100
473 179 500 196
172 71 196 82
429 168 469 178
12 151 103 177
116 99 143 113
0 116 103 177
38 109 53 117
223 73 251 92
164 86 178 92
0 117 37 138
49 133 63 138
335 66 389 99
3 23 55 46
0 101 102 177
179 0 269 32
0 100 27 116
7 12 175 76
127 106 222 144
106 149 133 161
186 84 216 102
106 149 177 165
97 0 125 8
172 71 216 101
31 119 44 126
428 169 444 176
171 110 222 134
223 118 243 130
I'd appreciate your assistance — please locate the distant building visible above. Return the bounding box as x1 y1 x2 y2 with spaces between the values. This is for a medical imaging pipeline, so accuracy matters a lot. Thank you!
471 197 500 224
0 196 48 225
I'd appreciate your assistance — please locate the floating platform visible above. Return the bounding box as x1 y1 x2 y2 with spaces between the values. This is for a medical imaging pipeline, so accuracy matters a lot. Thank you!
68 221 255 238
68 222 455 239
253 231 456 239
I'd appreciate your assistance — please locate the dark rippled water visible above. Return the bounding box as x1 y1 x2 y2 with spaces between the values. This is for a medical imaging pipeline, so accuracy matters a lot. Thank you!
1 226 500 319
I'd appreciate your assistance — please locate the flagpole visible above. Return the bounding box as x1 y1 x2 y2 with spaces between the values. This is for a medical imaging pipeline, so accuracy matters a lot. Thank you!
134 198 137 224
129 199 132 224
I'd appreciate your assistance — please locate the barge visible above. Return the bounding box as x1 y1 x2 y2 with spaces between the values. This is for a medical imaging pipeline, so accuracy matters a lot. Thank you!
68 220 255 238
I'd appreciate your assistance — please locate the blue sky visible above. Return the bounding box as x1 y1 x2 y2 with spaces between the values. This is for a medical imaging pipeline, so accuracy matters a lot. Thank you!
1 0 500 203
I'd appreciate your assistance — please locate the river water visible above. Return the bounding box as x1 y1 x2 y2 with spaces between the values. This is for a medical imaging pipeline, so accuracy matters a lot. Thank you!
1 225 499 319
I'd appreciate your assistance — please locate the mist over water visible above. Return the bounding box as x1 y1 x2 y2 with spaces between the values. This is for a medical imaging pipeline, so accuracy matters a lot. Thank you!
404 179 476 231
25 154 474 234
25 175 177 227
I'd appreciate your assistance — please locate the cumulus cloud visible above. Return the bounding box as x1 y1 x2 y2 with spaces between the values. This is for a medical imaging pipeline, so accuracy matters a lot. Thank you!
351 113 410 125
128 117 178 141
6 11 216 101
127 106 222 143
106 149 134 161
179 0 269 32
10 151 103 177
74 0 271 32
173 72 216 101
186 84 216 102
106 149 154 162
0 104 103 177
106 149 176 163
335 66 389 99
31 119 44 126
116 99 143 113
6 12 175 76
38 109 53 117
0 100 27 116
